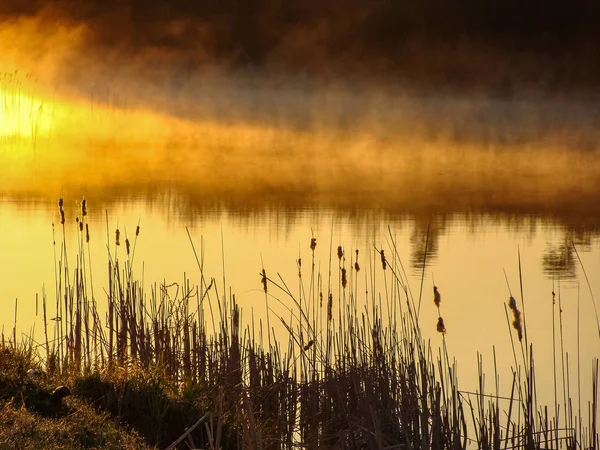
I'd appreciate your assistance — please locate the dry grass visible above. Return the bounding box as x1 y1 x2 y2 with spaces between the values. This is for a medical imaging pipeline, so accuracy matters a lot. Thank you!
0 345 150 450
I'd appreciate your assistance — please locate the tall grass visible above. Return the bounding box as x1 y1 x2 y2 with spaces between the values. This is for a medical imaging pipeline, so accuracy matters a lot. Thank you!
9 198 598 449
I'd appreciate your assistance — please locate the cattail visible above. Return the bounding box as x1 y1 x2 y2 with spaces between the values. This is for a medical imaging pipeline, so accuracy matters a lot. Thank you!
261 269 267 293
126 238 130 256
327 293 333 322
436 317 446 334
508 296 523 341
434 286 441 307
115 229 120 246
79 220 83 232
85 224 90 243
303 340 314 351
355 249 360 271
58 198 63 209
310 237 317 251
81 198 87 217
60 209 65 225
337 246 343 260
341 267 347 289
135 225 140 237
319 291 323 307
380 250 387 270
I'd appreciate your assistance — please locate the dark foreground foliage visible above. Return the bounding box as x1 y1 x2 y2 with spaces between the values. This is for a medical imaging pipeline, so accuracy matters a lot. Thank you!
0 346 149 450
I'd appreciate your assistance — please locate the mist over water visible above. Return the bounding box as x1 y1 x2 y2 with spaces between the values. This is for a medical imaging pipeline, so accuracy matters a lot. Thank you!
0 9 599 224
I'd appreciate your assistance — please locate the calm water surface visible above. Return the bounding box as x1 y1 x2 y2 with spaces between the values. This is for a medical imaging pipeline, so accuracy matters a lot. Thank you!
1 88 600 423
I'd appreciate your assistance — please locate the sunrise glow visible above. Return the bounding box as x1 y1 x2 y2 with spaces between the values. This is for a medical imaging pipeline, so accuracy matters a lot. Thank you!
0 86 52 140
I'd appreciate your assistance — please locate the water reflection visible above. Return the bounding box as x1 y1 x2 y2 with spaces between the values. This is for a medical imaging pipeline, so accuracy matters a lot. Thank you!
3 179 600 234
2 188 600 282
542 229 594 280
409 218 446 272
543 242 577 279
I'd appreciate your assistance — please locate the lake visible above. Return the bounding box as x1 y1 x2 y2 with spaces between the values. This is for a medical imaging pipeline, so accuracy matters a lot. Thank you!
1 80 600 443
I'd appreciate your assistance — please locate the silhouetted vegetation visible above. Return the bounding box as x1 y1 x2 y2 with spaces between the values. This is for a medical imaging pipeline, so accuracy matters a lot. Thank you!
1 199 597 448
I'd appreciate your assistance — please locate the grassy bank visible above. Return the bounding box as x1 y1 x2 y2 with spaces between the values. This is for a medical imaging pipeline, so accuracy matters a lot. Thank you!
1 198 598 449
0 345 150 449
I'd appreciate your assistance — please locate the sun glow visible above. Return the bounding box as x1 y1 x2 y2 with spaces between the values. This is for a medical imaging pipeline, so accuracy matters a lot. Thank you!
0 82 53 140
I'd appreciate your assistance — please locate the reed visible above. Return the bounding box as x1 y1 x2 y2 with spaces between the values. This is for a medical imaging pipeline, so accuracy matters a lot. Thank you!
2 198 598 449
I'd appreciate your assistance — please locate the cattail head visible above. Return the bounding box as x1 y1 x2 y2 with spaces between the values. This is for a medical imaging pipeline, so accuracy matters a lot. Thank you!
79 221 84 232
355 261 360 272
380 250 387 270
513 315 523 341
126 238 130 256
310 237 317 251
135 225 140 237
327 293 333 322
436 317 446 334
115 229 120 246
320 291 323 307
508 296 523 341
58 198 63 209
60 209 65 225
85 224 90 243
81 198 87 217
341 267 347 289
337 246 343 260
261 269 267 293
303 340 314 351
433 286 441 308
